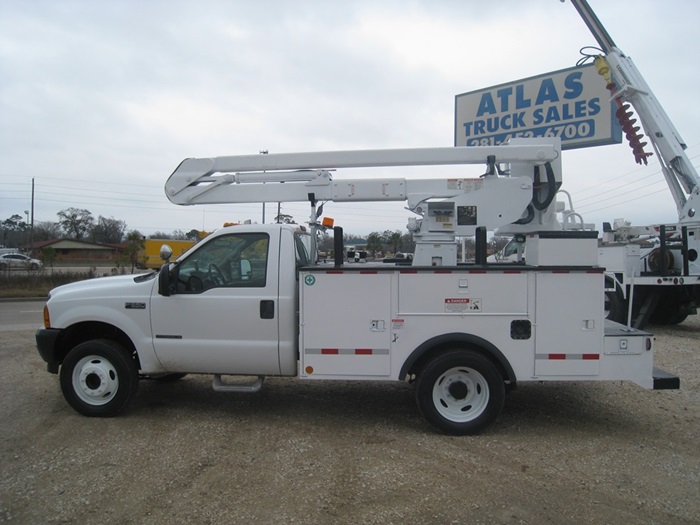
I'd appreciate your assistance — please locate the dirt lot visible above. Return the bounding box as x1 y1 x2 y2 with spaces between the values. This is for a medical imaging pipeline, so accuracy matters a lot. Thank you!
1 317 698 524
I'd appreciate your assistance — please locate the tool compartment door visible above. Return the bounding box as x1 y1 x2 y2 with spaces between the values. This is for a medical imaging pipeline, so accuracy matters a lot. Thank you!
534 271 603 376
300 271 392 378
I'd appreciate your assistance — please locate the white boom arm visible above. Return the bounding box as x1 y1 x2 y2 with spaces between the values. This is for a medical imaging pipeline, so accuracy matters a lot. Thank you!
166 143 556 205
165 139 563 265
569 0 700 224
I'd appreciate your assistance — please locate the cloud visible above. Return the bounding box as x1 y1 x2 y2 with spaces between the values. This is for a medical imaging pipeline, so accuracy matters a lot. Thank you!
1 0 698 237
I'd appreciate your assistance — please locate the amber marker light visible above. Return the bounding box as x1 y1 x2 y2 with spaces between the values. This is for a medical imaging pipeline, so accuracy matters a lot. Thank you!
305 366 314 374
43 306 51 328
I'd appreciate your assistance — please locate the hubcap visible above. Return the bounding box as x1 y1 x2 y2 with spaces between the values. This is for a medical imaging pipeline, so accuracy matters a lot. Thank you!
72 355 119 406
448 380 469 400
432 366 490 423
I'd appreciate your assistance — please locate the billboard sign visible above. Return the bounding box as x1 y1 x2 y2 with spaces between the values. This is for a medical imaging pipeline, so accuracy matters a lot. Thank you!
454 64 621 150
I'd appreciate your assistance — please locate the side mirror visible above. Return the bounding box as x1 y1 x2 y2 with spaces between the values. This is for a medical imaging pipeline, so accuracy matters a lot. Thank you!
160 244 173 262
240 259 252 281
158 263 171 296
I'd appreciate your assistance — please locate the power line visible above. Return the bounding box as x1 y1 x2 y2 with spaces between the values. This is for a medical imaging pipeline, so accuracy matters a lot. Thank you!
580 187 670 214
576 179 667 210
570 144 700 200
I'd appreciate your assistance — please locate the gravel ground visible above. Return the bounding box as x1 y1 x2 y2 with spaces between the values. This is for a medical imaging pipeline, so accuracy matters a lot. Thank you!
1 318 698 524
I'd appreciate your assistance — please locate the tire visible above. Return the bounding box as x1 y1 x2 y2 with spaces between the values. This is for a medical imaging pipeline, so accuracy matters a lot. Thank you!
650 301 689 325
59 339 139 417
415 350 505 435
604 280 627 324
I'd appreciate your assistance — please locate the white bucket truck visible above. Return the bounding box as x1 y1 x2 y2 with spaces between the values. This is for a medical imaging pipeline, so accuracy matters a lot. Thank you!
35 138 679 434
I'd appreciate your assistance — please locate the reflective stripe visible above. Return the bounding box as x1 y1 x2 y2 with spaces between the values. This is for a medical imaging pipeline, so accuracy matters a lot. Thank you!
535 353 600 360
306 348 390 355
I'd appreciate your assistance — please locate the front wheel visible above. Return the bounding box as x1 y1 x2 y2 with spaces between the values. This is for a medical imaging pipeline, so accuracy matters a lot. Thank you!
415 350 505 435
59 339 139 417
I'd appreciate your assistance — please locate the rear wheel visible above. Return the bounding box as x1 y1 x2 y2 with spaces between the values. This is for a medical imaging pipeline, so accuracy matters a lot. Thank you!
604 279 627 323
415 350 505 435
59 339 139 417
650 301 689 325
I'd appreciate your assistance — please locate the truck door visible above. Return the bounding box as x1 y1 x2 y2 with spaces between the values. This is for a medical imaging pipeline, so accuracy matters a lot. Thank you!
150 231 281 375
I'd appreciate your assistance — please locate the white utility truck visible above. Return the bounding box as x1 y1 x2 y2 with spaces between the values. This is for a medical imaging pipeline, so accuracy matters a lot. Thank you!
35 138 679 435
487 0 700 328
565 0 700 327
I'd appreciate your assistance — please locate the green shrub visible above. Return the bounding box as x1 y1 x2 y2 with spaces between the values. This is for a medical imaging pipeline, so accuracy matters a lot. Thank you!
0 270 97 298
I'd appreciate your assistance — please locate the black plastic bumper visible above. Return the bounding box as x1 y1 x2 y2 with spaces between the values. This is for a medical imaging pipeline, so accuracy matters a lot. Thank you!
653 367 680 390
35 328 62 374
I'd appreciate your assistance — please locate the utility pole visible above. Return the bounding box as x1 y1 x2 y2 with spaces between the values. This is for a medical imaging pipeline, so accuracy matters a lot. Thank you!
30 178 34 254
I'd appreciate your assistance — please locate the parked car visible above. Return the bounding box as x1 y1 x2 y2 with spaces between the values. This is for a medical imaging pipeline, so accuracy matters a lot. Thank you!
0 253 42 270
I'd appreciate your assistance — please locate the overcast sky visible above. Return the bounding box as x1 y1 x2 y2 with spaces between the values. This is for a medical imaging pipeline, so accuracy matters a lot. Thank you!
1 0 699 239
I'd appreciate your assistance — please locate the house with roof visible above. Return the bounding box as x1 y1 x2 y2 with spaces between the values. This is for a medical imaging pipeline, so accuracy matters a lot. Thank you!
28 239 120 265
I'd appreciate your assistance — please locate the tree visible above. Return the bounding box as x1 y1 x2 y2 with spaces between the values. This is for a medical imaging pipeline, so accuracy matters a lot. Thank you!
401 232 415 254
385 230 403 254
1 214 27 248
120 230 145 272
274 213 296 224
91 216 126 244
41 246 57 268
185 229 201 241
149 231 172 240
33 221 62 242
366 232 383 256
57 208 94 240
316 230 333 256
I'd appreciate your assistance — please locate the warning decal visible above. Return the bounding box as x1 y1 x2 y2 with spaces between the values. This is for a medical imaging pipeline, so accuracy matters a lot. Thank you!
445 298 481 313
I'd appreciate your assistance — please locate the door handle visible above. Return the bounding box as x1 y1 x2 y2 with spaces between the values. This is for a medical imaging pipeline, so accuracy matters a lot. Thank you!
260 300 275 319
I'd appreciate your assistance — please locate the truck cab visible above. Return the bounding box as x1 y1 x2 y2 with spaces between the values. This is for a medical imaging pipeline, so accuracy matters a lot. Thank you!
152 224 309 376
36 224 311 414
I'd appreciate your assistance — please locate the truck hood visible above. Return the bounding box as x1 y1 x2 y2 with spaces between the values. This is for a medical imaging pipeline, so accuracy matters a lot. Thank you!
49 272 157 301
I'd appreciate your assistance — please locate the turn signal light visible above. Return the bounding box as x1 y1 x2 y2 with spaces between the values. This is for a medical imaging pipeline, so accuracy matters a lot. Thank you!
43 306 51 329
322 217 334 228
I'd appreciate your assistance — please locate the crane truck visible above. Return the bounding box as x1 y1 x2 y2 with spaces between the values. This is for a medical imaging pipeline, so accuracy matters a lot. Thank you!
34 137 679 435
564 0 700 327
487 0 700 328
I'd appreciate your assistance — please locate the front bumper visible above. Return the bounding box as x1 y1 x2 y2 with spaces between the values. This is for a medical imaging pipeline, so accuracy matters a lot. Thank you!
35 328 62 374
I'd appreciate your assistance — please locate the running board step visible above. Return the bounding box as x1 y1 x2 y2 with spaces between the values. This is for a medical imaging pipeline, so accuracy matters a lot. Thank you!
212 375 265 393
652 367 680 390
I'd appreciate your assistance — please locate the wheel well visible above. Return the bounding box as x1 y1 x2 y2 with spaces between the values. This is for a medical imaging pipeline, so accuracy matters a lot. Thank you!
400 333 516 384
54 322 140 369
